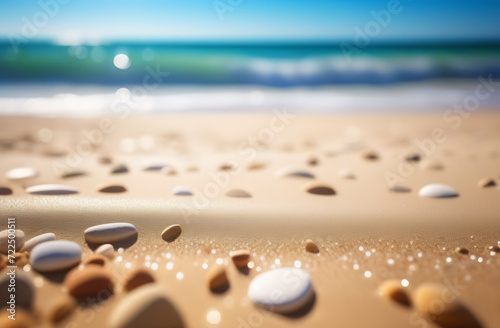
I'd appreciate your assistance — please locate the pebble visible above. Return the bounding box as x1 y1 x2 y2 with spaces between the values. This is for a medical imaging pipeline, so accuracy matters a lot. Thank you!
47 294 78 324
0 309 34 327
307 157 319 166
84 223 137 244
304 183 336 195
247 161 266 171
0 270 34 309
26 184 78 195
363 151 379 161
30 240 82 272
161 224 182 242
108 284 184 328
276 166 315 178
99 156 113 165
477 178 496 188
21 232 56 252
338 169 356 179
162 166 177 175
0 254 6 271
230 249 251 268
65 264 114 297
95 244 115 259
14 252 30 266
389 185 411 193
142 160 169 171
456 247 469 255
172 186 193 196
414 283 479 328
123 268 156 292
6 167 37 180
405 153 421 162
305 239 319 253
378 280 411 306
83 254 108 266
60 170 86 179
225 189 252 198
248 267 314 313
0 229 25 253
207 266 229 292
418 184 459 198
98 184 127 193
111 164 129 174
421 160 444 170
0 187 13 195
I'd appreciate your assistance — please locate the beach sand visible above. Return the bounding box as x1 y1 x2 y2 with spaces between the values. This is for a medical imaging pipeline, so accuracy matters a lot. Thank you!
1 112 500 327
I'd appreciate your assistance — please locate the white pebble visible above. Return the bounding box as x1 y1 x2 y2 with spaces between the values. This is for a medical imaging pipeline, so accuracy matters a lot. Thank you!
26 184 78 195
84 223 137 244
275 166 315 179
418 183 458 198
6 167 37 180
95 244 115 259
21 232 56 252
30 240 82 272
172 186 193 196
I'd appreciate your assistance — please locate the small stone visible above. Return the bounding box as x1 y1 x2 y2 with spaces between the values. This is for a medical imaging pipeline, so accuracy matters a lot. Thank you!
95 244 115 259
477 178 496 188
83 254 108 266
489 245 500 253
248 268 314 313
304 183 336 196
6 167 37 180
0 187 13 195
14 252 30 266
247 162 266 171
142 160 169 171
108 284 184 328
230 249 251 268
111 164 129 174
363 151 379 161
98 184 127 193
0 254 6 271
305 240 319 253
276 166 315 178
421 160 444 171
219 162 237 171
123 268 156 292
405 153 421 162
162 166 177 175
99 156 113 165
338 169 356 179
30 240 82 272
161 224 182 242
84 223 137 244
389 185 411 193
21 232 56 252
65 264 114 297
47 294 78 324
225 189 252 198
0 309 34 327
172 186 193 196
26 184 78 195
418 184 458 198
379 280 411 306
0 270 34 309
60 170 86 179
456 247 469 255
207 266 229 292
0 229 25 254
307 157 319 166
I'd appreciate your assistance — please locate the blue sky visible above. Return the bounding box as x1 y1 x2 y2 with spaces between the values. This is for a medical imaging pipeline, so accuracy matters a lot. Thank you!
0 0 499 43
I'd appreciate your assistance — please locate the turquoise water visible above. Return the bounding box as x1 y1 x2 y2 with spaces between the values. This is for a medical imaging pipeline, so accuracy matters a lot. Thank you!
1 42 500 87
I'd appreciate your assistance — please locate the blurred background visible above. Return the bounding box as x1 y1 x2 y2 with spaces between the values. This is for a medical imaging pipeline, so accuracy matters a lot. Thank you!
1 0 500 116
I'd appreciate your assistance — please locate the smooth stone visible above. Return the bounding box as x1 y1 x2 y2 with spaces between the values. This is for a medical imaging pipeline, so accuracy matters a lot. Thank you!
246 161 266 171
418 183 458 198
108 284 184 328
207 266 229 292
0 187 13 195
99 156 113 165
26 184 78 195
172 186 193 196
276 166 315 178
95 244 115 259
65 264 114 297
477 178 496 188
47 294 78 324
161 224 182 242
405 153 421 162
60 170 86 179
230 249 251 268
363 151 379 161
6 167 37 180
123 268 156 292
83 254 108 266
21 232 56 252
111 164 129 174
305 239 319 253
338 169 356 179
84 223 137 244
162 166 178 175
0 229 25 253
142 160 169 171
98 184 127 193
421 160 444 170
248 267 314 313
0 270 34 309
307 157 319 166
389 185 411 193
0 309 34 327
378 280 411 306
13 252 30 266
304 183 336 196
456 247 469 255
30 240 82 272
225 189 252 198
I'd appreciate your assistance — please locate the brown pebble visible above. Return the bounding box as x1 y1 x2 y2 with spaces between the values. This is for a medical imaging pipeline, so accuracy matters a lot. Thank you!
477 178 496 188
305 183 336 196
225 189 252 198
363 151 379 161
247 162 266 171
111 164 128 174
14 252 30 266
123 268 156 292
379 280 411 306
0 187 13 195
456 247 469 255
98 184 127 193
305 239 320 253
99 156 113 165
0 309 34 328
307 157 319 166
489 245 500 253
65 264 114 298
162 166 177 175
161 224 182 242
83 254 108 266
47 294 78 324
0 254 6 271
230 249 251 268
60 170 86 179
405 153 421 162
207 266 229 292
